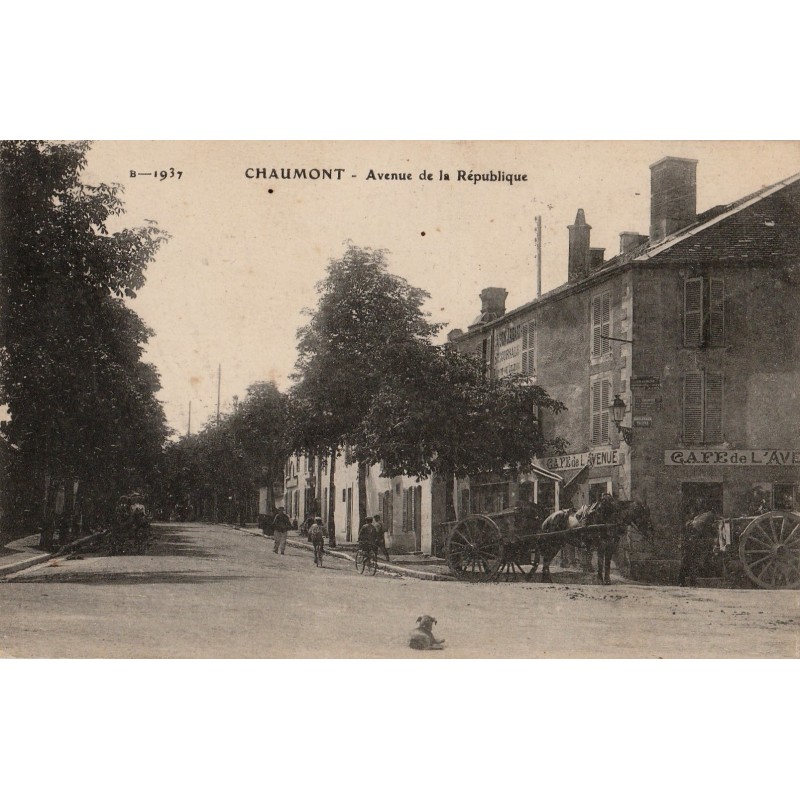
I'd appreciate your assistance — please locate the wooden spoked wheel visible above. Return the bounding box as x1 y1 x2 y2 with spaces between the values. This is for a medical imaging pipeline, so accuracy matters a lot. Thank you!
493 538 536 582
739 511 800 589
446 515 504 582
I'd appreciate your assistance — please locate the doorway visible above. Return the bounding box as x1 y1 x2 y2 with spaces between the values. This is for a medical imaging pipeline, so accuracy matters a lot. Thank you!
680 482 723 523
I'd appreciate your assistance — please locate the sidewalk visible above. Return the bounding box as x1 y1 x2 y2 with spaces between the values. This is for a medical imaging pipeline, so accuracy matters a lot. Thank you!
0 531 104 578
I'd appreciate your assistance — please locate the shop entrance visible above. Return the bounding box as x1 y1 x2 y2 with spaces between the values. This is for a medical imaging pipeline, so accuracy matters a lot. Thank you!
680 482 723 523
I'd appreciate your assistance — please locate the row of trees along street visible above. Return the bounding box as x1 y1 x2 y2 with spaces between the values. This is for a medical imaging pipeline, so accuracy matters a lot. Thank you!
1 140 569 546
0 141 169 546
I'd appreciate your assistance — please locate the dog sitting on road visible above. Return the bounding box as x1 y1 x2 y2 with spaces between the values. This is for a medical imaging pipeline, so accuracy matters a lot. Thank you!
409 615 445 650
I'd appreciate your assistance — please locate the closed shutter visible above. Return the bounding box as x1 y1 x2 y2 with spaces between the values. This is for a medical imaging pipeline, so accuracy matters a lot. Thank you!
705 373 723 443
683 373 704 443
684 277 704 347
709 278 725 346
414 485 422 536
591 379 602 446
592 293 611 357
386 489 393 534
402 489 409 532
601 379 610 444
521 320 535 376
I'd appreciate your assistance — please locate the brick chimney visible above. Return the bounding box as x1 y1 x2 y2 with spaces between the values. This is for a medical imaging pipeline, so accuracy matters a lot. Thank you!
650 156 698 242
479 287 508 319
619 231 649 254
568 208 591 282
590 247 606 270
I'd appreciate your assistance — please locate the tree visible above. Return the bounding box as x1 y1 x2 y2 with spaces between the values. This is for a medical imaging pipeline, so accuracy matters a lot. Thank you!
290 243 443 532
0 141 169 539
356 343 568 481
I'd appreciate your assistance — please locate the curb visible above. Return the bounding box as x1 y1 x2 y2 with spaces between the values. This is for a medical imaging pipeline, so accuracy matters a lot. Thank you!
0 532 105 579
233 526 454 581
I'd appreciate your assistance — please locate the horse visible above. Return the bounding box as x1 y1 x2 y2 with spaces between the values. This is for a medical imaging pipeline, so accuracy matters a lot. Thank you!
532 505 593 582
533 495 653 584
584 494 653 584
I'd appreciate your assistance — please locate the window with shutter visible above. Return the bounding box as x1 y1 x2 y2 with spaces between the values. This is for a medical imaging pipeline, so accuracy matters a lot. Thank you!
683 372 724 444
684 277 703 347
591 292 611 358
704 373 723 443
708 278 725 346
402 488 409 532
414 485 422 537
683 373 704 443
590 376 611 446
521 320 536 376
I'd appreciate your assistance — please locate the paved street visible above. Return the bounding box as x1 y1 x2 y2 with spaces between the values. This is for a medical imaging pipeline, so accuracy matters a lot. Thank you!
1 521 798 658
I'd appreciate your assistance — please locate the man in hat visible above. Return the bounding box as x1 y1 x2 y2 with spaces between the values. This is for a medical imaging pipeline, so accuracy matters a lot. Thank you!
272 506 292 555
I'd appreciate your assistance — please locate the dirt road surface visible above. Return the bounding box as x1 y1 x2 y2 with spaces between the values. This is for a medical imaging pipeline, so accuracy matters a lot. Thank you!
1 521 798 658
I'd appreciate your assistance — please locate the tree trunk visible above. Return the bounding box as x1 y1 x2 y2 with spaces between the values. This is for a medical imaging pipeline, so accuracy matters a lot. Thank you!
327 448 336 546
358 460 368 532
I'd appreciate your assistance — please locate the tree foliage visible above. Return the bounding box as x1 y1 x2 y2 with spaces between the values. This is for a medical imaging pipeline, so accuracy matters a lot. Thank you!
0 141 169 533
158 382 291 524
289 242 569 496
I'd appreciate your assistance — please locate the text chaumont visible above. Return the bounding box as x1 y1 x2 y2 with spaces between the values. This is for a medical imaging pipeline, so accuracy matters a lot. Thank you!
245 167 346 180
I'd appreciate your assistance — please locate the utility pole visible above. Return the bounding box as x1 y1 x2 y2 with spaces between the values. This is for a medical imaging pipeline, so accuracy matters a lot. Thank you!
535 214 542 298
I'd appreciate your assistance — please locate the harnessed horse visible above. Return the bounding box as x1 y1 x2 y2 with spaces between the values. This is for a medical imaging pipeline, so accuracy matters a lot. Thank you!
534 494 653 584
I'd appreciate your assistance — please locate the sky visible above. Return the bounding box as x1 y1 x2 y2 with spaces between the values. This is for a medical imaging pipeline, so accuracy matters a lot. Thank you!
80 140 800 436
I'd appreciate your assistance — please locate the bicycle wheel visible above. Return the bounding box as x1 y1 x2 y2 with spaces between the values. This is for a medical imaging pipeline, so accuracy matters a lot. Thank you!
367 550 378 575
357 549 368 573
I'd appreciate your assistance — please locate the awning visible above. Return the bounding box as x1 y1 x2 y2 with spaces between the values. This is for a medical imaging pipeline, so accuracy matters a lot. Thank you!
521 463 564 484
562 462 591 490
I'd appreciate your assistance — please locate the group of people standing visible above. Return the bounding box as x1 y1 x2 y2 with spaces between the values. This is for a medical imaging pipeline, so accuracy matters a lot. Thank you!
268 507 392 564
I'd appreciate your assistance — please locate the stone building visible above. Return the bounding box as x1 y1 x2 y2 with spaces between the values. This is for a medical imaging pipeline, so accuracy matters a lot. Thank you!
448 157 800 571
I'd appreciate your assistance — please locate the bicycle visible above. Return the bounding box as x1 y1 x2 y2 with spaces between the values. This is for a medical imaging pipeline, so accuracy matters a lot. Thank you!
355 542 378 575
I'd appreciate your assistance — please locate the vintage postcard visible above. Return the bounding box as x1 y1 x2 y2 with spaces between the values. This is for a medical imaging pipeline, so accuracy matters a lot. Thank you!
1 140 799 659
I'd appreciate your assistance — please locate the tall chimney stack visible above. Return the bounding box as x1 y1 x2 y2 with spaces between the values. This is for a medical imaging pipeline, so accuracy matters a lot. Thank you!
568 208 591 282
479 287 508 320
650 156 698 242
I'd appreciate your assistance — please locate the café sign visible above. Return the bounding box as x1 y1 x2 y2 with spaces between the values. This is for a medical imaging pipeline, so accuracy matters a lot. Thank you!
536 448 619 472
665 449 800 466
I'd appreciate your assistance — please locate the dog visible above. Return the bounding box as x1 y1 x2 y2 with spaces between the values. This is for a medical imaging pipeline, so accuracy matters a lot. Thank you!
409 615 445 650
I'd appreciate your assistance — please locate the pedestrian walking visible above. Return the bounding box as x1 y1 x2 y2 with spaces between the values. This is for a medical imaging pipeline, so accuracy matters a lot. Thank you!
272 507 292 555
310 517 326 566
372 514 390 562
678 509 720 587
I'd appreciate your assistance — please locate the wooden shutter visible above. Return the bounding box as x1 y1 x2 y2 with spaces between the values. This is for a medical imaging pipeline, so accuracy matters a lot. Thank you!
601 379 610 444
591 379 601 446
684 277 703 347
414 485 422 537
705 373 723 443
683 373 704 443
386 489 393 534
709 278 725 346
592 293 611 357
402 488 409 532
592 296 602 358
521 320 535 376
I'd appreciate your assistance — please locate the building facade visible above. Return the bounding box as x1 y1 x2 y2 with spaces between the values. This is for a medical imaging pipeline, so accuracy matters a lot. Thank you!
448 157 800 566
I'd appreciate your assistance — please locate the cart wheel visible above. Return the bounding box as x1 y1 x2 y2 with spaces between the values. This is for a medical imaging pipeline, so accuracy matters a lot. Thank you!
446 515 504 582
739 511 800 589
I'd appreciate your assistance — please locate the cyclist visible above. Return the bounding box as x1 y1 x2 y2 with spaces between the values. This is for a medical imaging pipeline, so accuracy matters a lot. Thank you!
358 517 377 556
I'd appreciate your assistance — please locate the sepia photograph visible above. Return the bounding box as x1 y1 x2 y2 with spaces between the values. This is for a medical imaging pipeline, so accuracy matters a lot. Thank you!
2 140 798 659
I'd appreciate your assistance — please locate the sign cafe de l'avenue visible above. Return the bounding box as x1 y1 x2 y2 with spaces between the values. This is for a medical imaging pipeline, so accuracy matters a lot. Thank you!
665 449 800 466
536 448 620 472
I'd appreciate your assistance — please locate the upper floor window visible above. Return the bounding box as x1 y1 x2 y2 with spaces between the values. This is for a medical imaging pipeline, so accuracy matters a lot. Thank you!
590 375 611 447
684 277 724 347
683 371 723 444
591 291 611 359
521 320 536 377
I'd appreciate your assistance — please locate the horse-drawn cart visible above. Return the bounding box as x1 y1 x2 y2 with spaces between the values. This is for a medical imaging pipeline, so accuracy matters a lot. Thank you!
725 510 800 589
441 506 618 583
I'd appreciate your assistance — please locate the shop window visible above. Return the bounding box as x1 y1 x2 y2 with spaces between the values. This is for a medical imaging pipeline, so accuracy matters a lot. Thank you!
683 372 723 444
774 484 796 511
684 276 724 347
